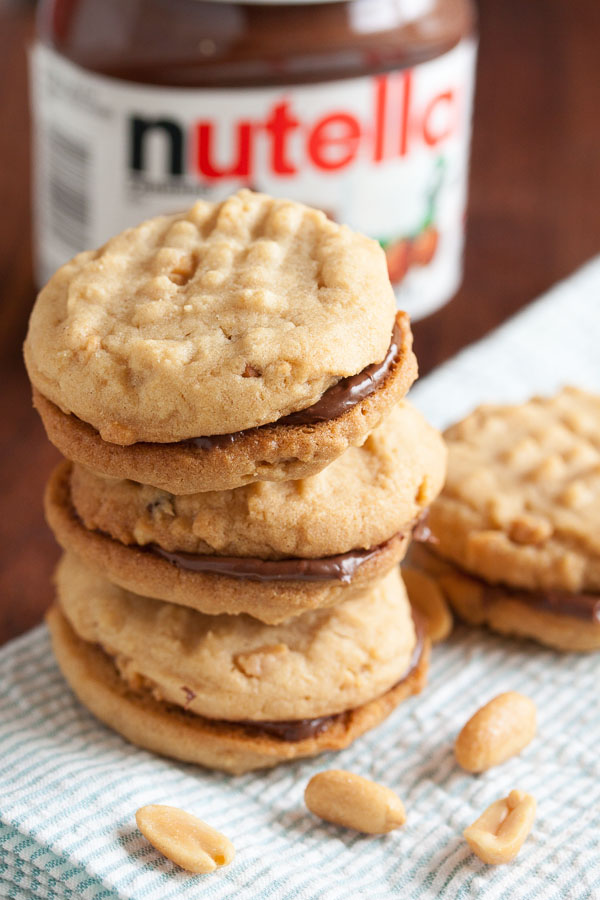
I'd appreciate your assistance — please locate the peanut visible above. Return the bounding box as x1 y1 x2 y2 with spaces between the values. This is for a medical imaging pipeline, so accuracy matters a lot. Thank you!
455 692 537 773
135 805 235 874
464 789 536 864
304 769 406 834
402 566 453 643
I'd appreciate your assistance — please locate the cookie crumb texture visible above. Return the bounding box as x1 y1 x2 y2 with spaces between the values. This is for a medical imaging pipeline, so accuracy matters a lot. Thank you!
429 388 600 593
24 190 396 443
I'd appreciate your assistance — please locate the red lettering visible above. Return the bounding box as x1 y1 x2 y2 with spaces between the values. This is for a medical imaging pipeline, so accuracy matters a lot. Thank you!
308 113 361 171
399 70 412 157
422 90 456 147
189 76 458 183
264 101 299 175
374 76 387 162
195 121 252 179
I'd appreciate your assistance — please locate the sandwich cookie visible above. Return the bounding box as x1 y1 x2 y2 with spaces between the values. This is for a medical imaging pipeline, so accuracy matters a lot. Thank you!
25 190 417 493
45 402 447 623
48 555 428 773
411 388 600 651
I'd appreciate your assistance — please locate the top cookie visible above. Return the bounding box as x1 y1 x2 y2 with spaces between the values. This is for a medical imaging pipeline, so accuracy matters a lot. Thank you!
428 387 600 592
24 190 396 444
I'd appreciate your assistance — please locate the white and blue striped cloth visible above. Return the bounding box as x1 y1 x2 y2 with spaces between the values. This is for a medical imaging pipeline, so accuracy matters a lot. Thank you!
1 259 600 900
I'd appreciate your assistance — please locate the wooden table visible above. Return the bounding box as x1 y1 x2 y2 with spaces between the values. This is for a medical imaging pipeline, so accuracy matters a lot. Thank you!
1 0 599 645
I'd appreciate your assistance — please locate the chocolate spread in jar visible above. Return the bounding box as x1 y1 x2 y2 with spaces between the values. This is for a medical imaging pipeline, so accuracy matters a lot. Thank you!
33 0 477 320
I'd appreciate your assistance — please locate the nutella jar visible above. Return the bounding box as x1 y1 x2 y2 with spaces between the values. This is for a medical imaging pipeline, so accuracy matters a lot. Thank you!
31 0 476 319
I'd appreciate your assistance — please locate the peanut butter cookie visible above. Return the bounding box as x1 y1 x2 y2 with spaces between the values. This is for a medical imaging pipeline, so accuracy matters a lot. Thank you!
25 190 418 491
411 388 600 650
48 605 428 774
48 556 428 772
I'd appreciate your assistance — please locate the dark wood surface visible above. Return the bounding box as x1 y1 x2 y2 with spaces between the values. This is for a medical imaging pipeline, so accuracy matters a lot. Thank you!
1 0 599 645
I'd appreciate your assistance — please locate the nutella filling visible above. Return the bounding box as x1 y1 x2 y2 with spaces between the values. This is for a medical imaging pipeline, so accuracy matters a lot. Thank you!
482 582 600 624
149 538 396 584
428 550 600 623
186 321 401 450
236 715 336 743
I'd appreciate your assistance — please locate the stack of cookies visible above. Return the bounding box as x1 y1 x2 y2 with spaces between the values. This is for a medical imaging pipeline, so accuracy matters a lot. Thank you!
24 190 446 773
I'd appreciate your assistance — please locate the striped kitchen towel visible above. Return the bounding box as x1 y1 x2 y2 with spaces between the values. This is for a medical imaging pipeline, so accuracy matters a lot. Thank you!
1 258 600 900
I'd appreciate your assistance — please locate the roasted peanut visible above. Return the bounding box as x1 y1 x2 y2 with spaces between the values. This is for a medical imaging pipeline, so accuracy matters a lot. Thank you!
135 805 235 874
402 566 453 643
455 692 537 773
464 789 536 864
304 769 406 834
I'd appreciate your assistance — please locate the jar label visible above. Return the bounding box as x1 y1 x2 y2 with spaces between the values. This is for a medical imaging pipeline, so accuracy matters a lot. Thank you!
31 40 476 319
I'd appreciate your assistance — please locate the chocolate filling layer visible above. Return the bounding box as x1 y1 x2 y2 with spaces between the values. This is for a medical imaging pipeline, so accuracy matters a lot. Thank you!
150 537 396 584
428 550 600 623
483 581 600 623
236 714 334 742
186 321 401 450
